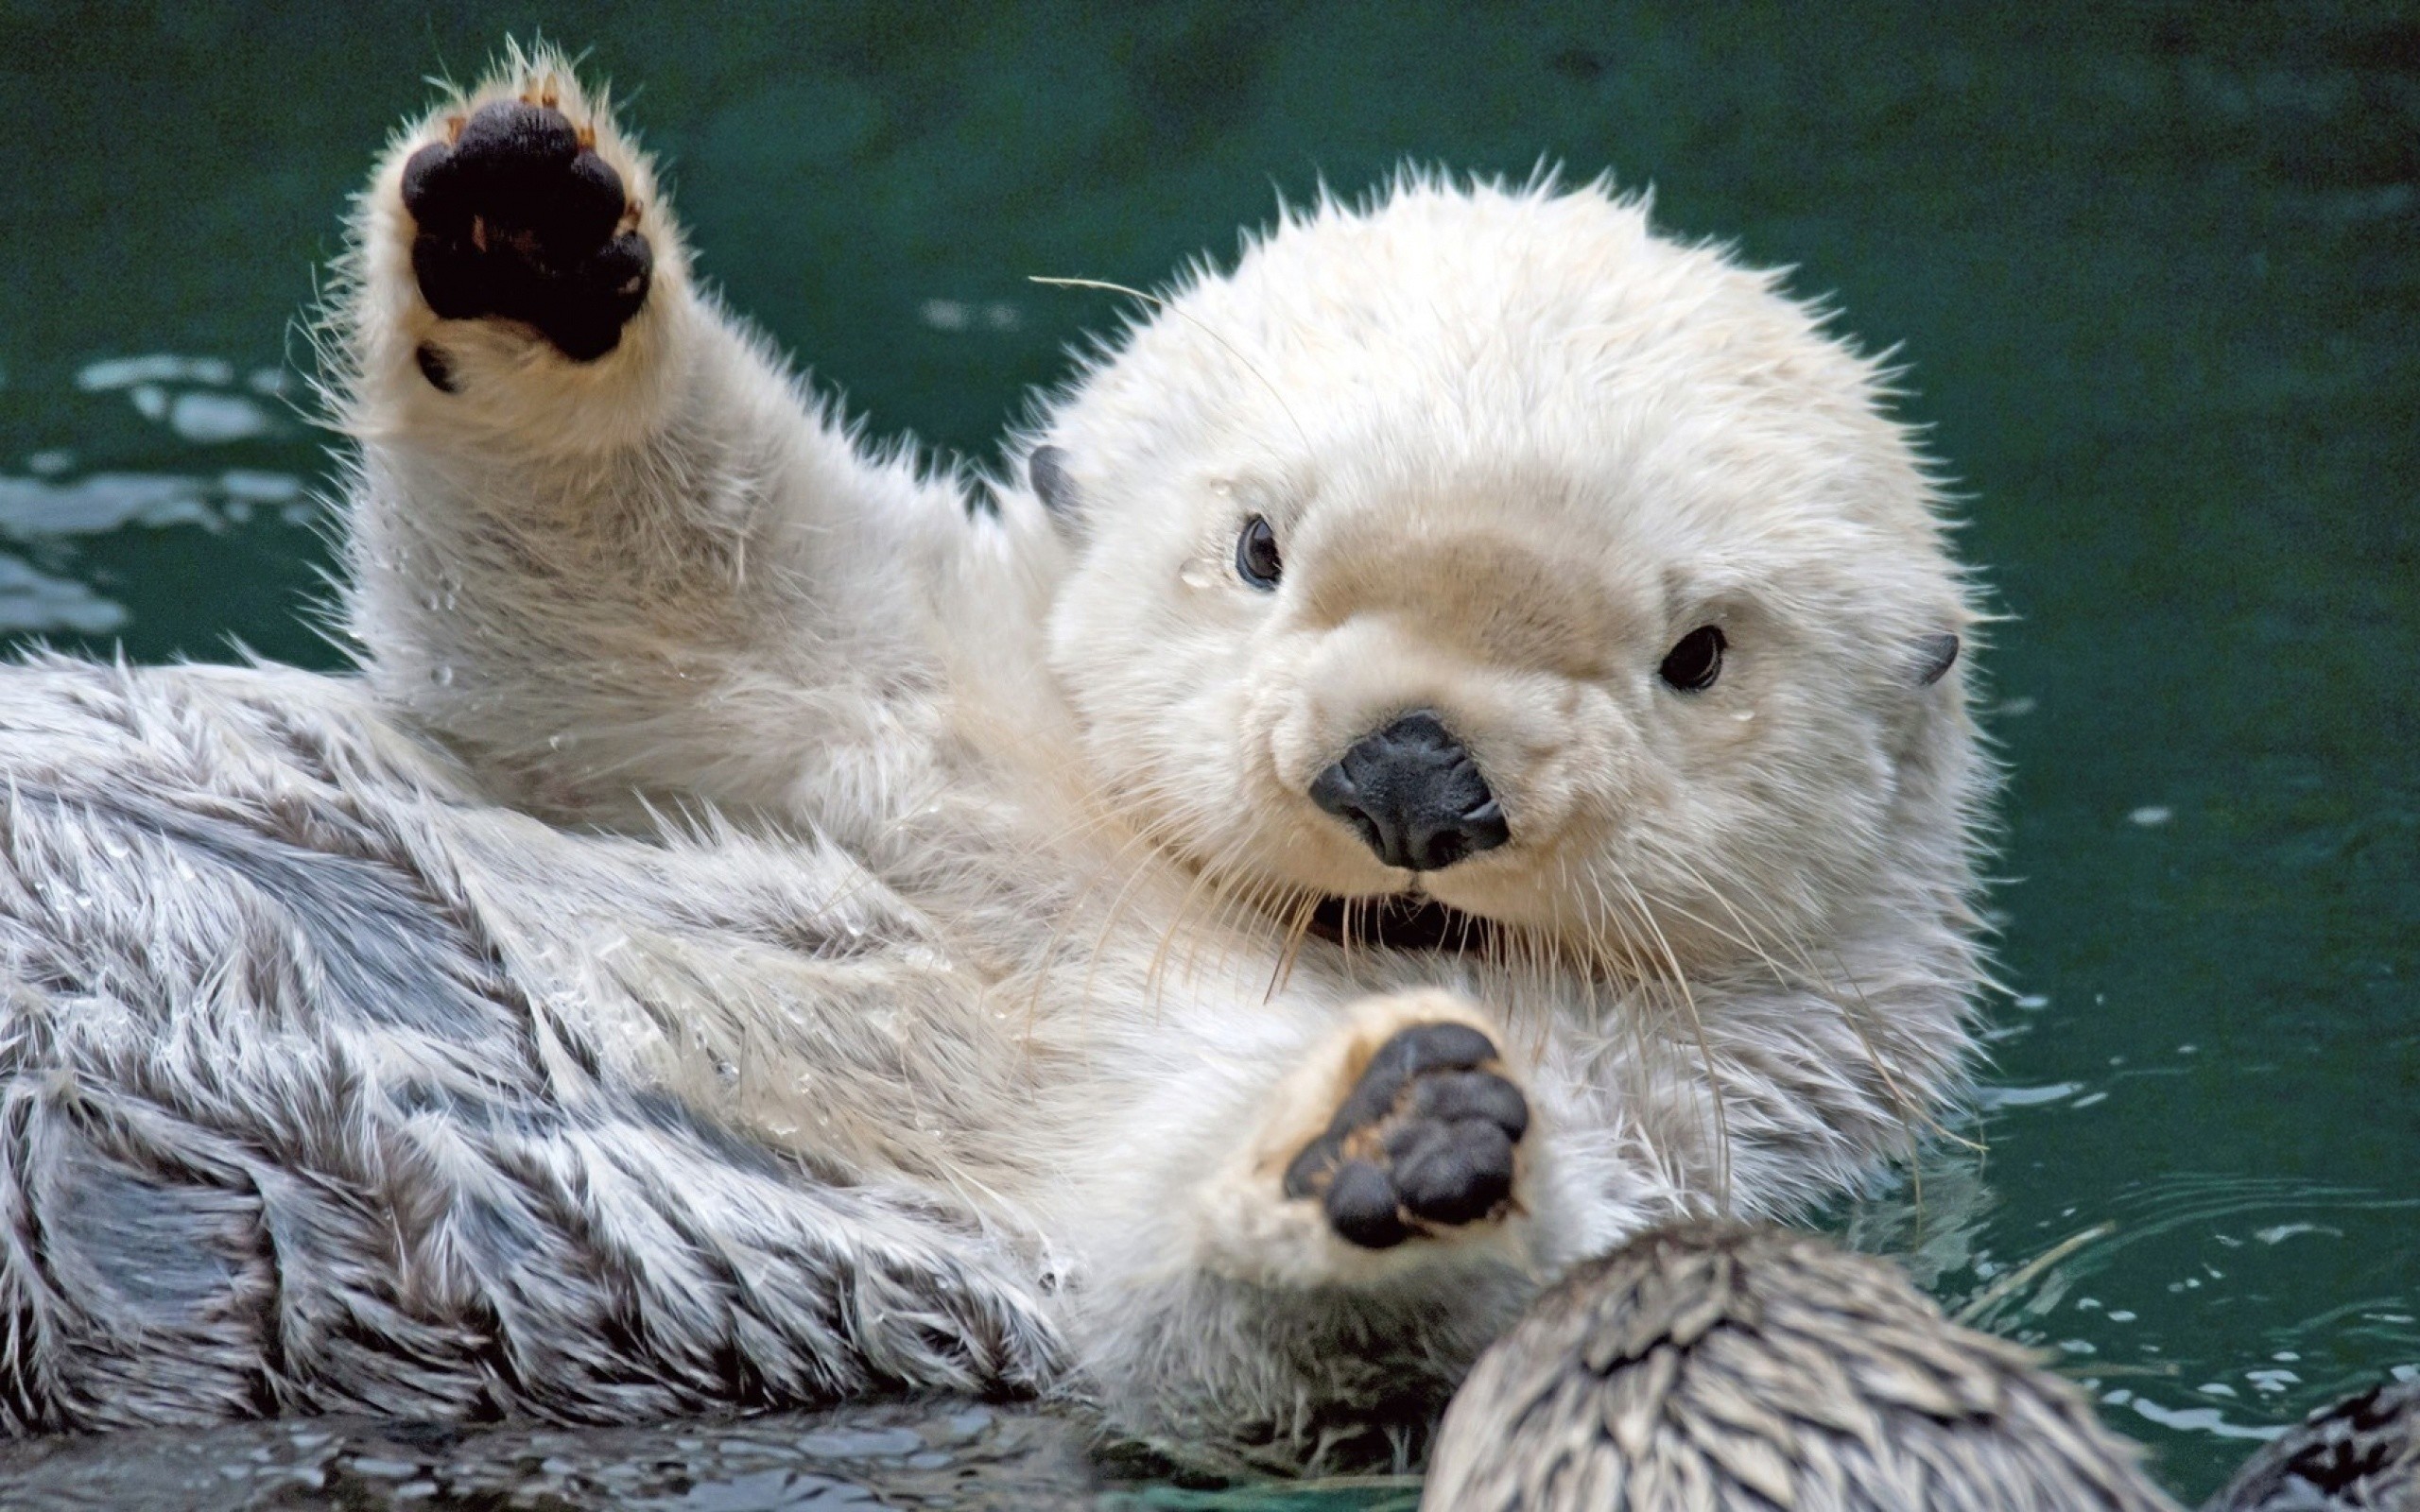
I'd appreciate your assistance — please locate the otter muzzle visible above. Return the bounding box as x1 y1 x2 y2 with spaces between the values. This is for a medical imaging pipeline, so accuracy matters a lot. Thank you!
1308 710 1510 871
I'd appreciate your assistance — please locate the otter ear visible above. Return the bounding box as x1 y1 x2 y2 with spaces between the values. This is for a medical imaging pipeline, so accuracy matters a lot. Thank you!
1910 631 1961 686
1028 445 1081 522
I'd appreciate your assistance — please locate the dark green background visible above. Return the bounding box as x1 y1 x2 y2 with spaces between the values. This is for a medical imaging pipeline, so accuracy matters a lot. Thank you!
3 2 2415 1503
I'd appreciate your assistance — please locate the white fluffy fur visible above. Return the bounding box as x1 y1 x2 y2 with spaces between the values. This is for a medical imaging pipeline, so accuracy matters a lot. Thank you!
0 48 1988 1467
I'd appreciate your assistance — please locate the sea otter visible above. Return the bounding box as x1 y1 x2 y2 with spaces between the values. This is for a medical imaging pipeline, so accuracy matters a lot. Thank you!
1426 1223 2178 1511
1426 1222 2420 1512
0 44 1985 1466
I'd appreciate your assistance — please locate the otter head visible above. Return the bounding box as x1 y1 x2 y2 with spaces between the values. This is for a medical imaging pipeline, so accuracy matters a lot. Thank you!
1027 177 1980 969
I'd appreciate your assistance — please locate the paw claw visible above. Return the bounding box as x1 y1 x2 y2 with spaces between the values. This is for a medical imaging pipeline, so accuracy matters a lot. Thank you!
400 143 463 229
1324 1160 1409 1249
1404 1068 1530 1141
448 99 579 186
1328 1021 1496 1130
400 98 648 361
1389 1118 1514 1225
1286 1022 1528 1248
410 232 489 321
555 151 629 246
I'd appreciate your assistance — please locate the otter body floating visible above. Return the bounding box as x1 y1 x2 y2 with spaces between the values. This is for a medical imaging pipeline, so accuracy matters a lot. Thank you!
0 43 1989 1462
1426 1222 2420 1512
2208 1379 2420 1512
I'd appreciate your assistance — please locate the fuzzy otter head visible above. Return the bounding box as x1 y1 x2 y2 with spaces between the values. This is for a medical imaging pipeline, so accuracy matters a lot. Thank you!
1028 177 1981 971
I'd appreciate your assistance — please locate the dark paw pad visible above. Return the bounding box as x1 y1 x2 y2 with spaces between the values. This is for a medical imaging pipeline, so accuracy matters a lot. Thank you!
402 99 650 361
1283 1022 1529 1249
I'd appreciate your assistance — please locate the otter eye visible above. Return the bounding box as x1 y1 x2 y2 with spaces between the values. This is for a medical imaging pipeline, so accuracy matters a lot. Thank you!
1235 515 1282 590
1659 626 1726 692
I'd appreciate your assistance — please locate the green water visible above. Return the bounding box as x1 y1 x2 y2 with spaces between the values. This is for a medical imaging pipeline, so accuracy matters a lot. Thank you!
2 2 2414 1505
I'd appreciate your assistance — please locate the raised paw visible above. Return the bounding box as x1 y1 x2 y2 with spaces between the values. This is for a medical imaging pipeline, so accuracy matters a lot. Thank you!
1282 1022 1530 1249
402 99 651 361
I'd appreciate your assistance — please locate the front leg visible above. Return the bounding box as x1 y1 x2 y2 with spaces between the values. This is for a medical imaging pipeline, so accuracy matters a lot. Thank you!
1197 990 1537 1286
335 49 980 833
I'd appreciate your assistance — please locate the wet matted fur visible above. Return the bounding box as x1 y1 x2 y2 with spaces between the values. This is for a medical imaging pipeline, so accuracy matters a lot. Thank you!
1424 1222 2177 1511
0 45 1991 1467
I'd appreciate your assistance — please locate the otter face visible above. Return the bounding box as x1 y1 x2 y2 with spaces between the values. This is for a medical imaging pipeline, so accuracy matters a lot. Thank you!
1035 179 1977 968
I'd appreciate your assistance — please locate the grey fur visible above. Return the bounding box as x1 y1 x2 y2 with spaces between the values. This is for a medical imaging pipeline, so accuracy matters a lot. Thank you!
2204 1380 2420 1512
0 1400 1105 1509
1425 1221 2181 1511
0 658 1058 1432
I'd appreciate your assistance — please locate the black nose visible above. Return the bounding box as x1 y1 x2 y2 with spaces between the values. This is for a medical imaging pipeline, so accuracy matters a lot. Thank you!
1308 710 1511 871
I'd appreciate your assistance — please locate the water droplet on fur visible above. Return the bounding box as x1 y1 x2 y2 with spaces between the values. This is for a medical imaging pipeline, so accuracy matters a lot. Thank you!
547 734 563 750
433 664 455 686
